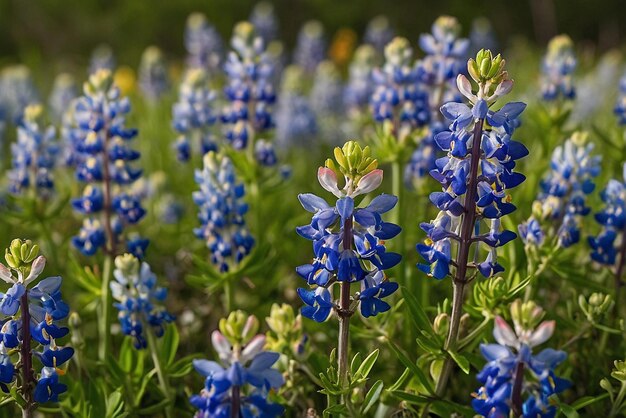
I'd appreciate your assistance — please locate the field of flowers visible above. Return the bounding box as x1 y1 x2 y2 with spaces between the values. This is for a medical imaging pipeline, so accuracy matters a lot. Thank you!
1 3 626 417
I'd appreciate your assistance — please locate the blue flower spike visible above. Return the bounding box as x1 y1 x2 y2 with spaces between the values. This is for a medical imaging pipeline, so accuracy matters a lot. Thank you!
0 239 73 408
190 311 284 417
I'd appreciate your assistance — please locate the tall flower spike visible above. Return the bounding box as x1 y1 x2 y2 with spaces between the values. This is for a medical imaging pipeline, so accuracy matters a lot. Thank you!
472 301 569 417
7 104 58 198
364 15 394 56
193 152 255 272
344 45 377 118
48 73 77 123
110 254 174 349
190 311 284 417
70 69 146 256
406 16 470 189
249 1 278 45
419 50 527 399
0 239 73 408
296 141 401 321
293 20 326 75
371 37 430 143
274 65 318 147
171 68 217 161
185 12 223 72
614 71 626 125
222 21 276 162
0 65 39 124
310 60 344 145
541 34 576 101
138 46 170 103
519 132 600 249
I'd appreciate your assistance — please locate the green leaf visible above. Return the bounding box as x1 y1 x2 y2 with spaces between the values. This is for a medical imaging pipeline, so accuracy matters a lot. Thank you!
560 404 579 418
355 349 379 380
571 393 609 410
350 352 363 377
361 380 383 414
160 324 180 366
401 287 438 340
105 390 125 417
323 404 349 417
387 340 434 395
448 350 470 374
390 390 430 405
138 398 171 415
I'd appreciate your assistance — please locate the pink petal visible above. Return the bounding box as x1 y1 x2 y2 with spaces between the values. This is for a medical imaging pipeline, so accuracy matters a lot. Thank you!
317 167 342 198
527 320 555 347
353 169 383 197
493 316 518 348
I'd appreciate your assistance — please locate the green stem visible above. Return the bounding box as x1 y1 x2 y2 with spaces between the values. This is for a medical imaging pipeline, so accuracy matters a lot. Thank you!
146 327 172 418
391 160 408 290
224 279 234 314
457 315 492 350
610 381 626 417
99 255 113 362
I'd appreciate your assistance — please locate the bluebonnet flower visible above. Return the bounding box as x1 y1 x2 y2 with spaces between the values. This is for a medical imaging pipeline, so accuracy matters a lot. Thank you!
371 37 430 142
293 20 326 75
193 152 255 273
185 12 223 72
418 50 526 280
588 163 626 266
138 46 170 102
472 300 570 418
275 65 317 147
171 68 217 161
70 69 146 256
541 35 576 101
89 44 116 75
405 17 469 189
296 142 401 321
0 239 73 404
344 45 376 116
190 312 284 418
110 254 174 349
250 2 278 45
157 194 186 225
7 104 58 198
311 60 344 144
222 21 276 155
614 71 626 125
48 73 77 123
364 15 394 56
519 132 600 249
0 65 39 124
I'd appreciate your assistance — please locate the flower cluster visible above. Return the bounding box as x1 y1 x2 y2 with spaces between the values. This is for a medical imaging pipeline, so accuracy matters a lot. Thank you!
138 46 170 102
519 132 600 249
89 44 116 75
364 15 394 55
48 73 77 123
110 254 174 349
249 1 278 45
296 141 401 321
222 21 276 160
70 69 147 257
310 60 343 144
406 16 470 189
540 35 576 101
190 311 284 417
344 45 376 116
293 20 326 75
0 65 39 124
371 37 430 141
588 163 626 266
472 300 570 417
275 65 317 147
418 50 527 280
171 68 217 161
193 152 255 272
0 240 73 403
7 104 58 198
184 12 223 71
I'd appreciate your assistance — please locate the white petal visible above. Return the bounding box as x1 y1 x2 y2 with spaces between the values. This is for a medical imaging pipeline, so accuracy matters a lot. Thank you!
527 320 555 347
493 316 518 348
456 74 476 102
211 330 232 363
353 169 383 197
241 335 266 364
24 256 46 285
0 263 14 284
317 167 343 198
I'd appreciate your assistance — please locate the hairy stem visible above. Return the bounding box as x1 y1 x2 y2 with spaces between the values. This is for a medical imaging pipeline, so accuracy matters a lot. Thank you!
511 361 525 416
435 117 484 397
98 254 113 362
231 385 241 418
20 290 34 418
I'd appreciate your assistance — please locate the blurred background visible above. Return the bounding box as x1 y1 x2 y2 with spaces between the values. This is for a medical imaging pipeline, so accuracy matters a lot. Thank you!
0 0 625 73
